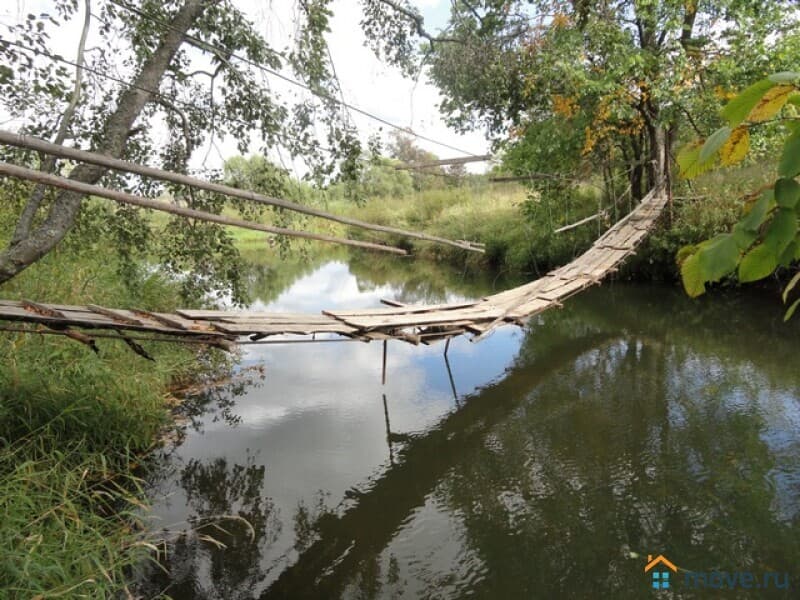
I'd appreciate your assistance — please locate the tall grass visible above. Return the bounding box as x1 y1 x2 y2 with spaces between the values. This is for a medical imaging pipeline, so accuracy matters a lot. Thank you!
325 181 603 276
0 227 221 598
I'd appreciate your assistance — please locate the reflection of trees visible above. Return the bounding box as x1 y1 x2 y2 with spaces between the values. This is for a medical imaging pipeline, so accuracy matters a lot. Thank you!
346 252 520 304
140 455 281 600
239 244 510 307
431 334 798 598
242 251 334 306
167 367 264 445
262 287 800 598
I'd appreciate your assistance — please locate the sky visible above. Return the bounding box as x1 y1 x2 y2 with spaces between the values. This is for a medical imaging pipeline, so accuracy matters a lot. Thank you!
0 1 492 173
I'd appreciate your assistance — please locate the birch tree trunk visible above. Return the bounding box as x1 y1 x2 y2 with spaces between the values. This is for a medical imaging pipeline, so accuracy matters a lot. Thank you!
0 0 206 284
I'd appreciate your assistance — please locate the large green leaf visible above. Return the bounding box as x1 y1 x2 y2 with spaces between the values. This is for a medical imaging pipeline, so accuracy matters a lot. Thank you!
775 177 800 209
764 207 798 254
779 241 799 266
732 224 757 249
677 140 715 180
720 126 750 166
738 191 772 232
697 233 740 281
721 79 775 127
680 252 706 297
738 243 779 282
779 131 800 178
699 126 731 163
747 85 795 122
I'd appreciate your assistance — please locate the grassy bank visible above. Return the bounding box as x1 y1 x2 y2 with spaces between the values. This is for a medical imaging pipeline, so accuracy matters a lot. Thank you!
0 233 221 597
261 162 776 285
325 181 605 277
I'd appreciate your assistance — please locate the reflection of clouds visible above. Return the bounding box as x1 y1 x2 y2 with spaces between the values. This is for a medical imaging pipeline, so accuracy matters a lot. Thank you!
257 262 398 315
233 260 523 435
146 260 524 593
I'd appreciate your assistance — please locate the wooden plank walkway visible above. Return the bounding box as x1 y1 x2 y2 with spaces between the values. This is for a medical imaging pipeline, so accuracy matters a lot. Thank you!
0 188 668 350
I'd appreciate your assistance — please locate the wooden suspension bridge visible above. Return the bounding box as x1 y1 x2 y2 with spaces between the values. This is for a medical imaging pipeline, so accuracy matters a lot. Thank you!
0 136 668 354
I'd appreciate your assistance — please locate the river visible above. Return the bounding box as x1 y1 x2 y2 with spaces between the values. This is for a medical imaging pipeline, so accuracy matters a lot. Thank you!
133 252 800 599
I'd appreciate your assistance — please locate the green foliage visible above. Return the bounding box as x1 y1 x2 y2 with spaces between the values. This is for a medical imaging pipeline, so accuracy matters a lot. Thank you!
0 0 376 287
387 132 449 192
677 72 800 318
334 179 600 275
404 0 799 203
700 127 733 163
721 79 778 126
677 140 716 179
358 157 415 199
778 130 800 177
0 202 232 597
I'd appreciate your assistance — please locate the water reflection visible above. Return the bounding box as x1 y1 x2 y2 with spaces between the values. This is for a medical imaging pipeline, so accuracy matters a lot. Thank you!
135 255 800 599
159 455 280 599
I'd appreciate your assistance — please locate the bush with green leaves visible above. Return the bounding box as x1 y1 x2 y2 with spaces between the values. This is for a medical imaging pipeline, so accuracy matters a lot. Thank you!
677 72 800 319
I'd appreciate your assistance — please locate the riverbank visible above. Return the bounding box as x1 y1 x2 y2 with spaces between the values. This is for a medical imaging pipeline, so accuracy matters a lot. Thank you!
321 162 782 289
0 234 229 598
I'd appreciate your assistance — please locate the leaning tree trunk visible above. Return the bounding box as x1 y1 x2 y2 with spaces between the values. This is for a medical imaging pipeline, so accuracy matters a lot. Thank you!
0 0 206 284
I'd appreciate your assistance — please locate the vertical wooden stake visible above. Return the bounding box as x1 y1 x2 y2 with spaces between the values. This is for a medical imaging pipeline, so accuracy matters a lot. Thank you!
381 340 388 385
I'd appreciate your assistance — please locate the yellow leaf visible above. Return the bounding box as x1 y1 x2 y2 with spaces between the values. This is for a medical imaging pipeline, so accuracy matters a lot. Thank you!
552 94 578 118
720 126 750 166
552 13 570 29
677 139 715 179
746 85 794 122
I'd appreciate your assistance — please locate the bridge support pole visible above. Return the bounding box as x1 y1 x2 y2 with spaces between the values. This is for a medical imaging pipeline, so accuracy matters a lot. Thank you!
381 340 388 385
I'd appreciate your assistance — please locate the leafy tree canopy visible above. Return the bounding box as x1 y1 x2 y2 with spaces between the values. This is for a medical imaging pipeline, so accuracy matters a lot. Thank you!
372 1 800 199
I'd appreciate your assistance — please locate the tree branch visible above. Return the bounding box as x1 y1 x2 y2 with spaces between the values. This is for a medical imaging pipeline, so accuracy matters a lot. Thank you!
0 0 208 284
377 0 461 45
11 0 92 245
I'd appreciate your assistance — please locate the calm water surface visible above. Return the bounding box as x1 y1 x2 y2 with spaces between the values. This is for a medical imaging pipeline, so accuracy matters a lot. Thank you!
135 254 800 599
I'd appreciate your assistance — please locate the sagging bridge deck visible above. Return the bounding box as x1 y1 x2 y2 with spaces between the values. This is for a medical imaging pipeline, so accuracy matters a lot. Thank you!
0 189 667 352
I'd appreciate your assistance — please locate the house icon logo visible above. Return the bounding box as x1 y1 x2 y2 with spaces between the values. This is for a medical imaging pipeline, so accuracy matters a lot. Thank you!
645 554 678 590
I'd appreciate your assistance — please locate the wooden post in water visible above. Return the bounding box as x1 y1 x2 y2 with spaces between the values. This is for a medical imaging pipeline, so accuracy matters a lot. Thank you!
381 340 388 385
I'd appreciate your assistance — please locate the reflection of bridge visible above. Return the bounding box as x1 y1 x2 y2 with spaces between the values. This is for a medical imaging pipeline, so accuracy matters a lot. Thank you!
0 178 666 352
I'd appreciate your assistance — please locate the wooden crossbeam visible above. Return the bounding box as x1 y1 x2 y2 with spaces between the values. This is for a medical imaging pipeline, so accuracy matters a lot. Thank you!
0 162 408 255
